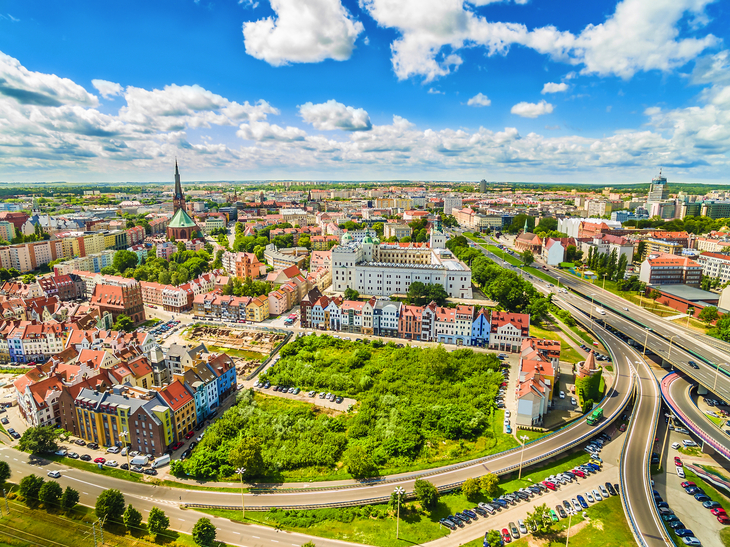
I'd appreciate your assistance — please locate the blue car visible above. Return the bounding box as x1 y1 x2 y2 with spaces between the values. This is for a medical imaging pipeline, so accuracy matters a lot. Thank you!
694 494 710 502
577 495 588 509
669 521 685 530
492 499 509 508
587 463 601 472
463 509 478 519
676 530 694 538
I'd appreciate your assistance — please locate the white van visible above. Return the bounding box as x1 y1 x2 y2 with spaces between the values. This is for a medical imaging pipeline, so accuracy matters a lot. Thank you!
130 455 149 466
682 439 698 447
152 454 171 468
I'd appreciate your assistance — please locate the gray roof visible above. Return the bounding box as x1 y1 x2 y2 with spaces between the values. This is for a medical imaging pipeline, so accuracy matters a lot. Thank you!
651 284 720 303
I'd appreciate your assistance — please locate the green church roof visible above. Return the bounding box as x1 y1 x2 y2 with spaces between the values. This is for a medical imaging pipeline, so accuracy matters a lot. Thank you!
168 208 197 228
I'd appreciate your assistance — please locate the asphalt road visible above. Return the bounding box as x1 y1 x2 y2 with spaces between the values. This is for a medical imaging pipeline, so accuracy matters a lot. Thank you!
541 259 730 397
664 373 730 460
475 241 730 402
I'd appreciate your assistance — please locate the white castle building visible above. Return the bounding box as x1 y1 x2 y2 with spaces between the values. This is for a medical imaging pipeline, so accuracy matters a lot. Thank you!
331 221 472 299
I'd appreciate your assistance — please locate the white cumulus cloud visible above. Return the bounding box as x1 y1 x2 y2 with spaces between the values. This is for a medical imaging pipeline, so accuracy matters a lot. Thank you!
92 79 123 99
236 120 307 142
299 99 372 131
511 100 554 118
467 93 491 107
0 51 98 107
243 0 364 65
359 0 719 81
541 82 568 94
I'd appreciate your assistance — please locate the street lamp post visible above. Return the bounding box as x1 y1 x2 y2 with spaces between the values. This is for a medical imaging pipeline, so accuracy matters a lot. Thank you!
394 486 405 539
235 467 246 521
119 430 130 475
589 293 597 323
667 335 676 359
565 509 573 547
602 273 607 291
518 434 530 479
557 277 561 291
715 363 726 392
643 329 650 358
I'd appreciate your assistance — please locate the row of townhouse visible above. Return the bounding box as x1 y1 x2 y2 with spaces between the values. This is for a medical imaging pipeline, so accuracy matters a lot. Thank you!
14 341 236 451
139 270 222 313
300 293 531 350
192 292 270 322
515 338 560 427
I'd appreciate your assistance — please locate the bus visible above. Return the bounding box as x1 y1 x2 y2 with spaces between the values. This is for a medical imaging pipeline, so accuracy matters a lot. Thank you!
587 407 603 425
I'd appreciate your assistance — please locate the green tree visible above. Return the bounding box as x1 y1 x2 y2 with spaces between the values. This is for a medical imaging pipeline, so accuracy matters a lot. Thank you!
18 426 62 454
521 250 534 268
372 222 384 237
525 503 552 535
112 314 135 332
100 265 117 275
413 479 439 509
461 477 482 501
38 480 62 508
615 253 628 282
648 289 661 310
95 489 125 523
113 249 140 272
123 504 143 529
60 487 80 512
343 445 377 479
699 306 719 325
22 274 36 284
486 530 502 546
19 474 44 506
147 507 170 539
344 288 360 300
480 473 499 496
192 517 217 547
0 461 10 486
228 437 265 479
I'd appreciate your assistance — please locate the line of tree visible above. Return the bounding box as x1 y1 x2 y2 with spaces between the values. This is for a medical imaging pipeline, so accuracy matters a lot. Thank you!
585 247 628 284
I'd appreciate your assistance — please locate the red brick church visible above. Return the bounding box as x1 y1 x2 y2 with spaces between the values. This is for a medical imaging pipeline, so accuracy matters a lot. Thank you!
166 161 200 241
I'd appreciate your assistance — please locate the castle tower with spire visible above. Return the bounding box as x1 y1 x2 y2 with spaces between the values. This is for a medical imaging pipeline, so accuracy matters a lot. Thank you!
172 160 185 213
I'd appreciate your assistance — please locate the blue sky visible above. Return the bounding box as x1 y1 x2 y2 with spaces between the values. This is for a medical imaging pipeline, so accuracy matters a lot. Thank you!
0 0 729 183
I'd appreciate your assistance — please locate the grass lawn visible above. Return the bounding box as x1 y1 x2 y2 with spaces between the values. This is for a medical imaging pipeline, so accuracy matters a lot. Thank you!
530 323 584 365
516 429 549 443
506 496 632 547
0 500 202 547
721 527 730 547
684 468 730 513
704 413 725 428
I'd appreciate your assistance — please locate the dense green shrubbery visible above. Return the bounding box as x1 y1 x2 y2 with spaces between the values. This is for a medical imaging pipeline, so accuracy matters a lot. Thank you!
174 336 503 480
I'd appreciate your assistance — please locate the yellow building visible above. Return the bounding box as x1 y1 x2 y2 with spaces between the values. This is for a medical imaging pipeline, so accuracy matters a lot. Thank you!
158 379 197 441
246 296 270 322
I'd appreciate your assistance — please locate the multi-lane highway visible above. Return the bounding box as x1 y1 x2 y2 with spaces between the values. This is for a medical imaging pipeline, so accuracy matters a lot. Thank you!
478 237 730 401
662 373 730 460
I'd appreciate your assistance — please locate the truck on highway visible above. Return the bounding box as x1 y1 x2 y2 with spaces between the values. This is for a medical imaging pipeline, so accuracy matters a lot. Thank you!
595 307 606 315
587 407 603 426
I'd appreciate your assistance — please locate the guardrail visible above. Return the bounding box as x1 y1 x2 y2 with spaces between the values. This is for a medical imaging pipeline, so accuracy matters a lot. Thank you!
660 373 730 461
244 330 292 381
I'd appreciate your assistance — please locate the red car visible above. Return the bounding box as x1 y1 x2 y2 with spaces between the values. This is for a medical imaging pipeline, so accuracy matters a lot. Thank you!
619 423 627 432
719 516 730 525
500 382 508 387
184 430 195 440
542 480 557 491
681 481 696 488
711 508 727 516
93 457 106 464
502 529 512 543
171 442 184 451
674 457 683 467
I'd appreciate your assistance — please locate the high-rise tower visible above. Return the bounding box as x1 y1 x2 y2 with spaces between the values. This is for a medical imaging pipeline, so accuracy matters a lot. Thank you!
172 160 185 213
647 169 669 203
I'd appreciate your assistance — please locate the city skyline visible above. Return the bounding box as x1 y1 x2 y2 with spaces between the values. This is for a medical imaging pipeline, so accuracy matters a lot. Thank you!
0 0 729 182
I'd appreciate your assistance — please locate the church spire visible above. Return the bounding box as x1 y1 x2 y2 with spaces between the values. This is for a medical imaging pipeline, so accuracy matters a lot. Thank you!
173 159 185 213
523 218 529 233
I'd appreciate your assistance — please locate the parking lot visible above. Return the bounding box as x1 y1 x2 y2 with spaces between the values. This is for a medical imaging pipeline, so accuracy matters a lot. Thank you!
441 429 623 544
653 416 729 547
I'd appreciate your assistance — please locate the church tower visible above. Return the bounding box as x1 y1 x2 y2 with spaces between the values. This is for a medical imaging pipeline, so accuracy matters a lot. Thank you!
172 160 185 213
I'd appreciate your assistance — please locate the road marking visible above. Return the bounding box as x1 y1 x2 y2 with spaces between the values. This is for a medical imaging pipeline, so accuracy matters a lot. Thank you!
82 492 89 495
178 518 185 521
252 536 260 539
271 541 278 544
